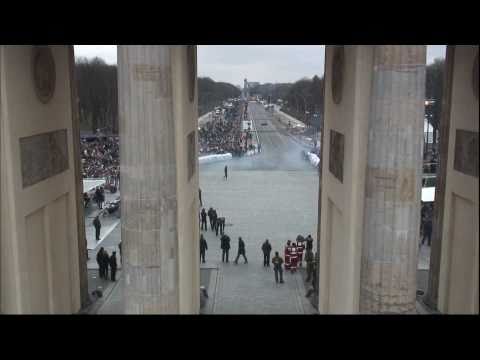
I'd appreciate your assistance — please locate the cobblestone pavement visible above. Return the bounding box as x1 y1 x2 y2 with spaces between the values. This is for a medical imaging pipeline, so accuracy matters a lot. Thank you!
92 102 319 314
84 190 120 251
200 102 319 314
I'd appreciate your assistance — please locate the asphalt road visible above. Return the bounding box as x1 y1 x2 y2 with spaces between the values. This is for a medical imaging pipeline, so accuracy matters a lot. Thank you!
202 102 313 173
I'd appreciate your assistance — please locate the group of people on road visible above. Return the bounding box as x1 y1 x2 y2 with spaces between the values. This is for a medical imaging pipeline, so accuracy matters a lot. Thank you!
200 206 226 236
198 103 249 156
421 203 434 247
199 228 317 290
96 247 119 282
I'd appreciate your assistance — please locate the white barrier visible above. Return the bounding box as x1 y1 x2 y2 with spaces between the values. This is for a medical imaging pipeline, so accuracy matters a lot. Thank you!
307 153 320 167
198 153 233 164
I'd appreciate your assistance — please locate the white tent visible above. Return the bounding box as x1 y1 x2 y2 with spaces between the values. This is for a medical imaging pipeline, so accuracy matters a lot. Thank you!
422 187 435 203
83 178 106 193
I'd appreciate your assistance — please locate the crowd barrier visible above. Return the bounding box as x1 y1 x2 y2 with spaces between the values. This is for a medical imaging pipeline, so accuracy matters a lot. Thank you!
198 153 233 164
307 152 320 167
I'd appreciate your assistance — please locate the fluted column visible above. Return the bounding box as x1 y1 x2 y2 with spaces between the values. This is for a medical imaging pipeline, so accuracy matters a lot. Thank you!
118 46 179 313
360 46 426 313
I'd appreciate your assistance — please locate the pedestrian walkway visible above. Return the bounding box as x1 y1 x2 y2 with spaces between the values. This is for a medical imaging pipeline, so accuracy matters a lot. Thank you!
84 190 120 250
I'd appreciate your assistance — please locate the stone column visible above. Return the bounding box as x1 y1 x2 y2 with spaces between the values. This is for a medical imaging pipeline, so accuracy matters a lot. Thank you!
360 46 426 314
424 46 454 310
68 45 90 310
118 46 179 314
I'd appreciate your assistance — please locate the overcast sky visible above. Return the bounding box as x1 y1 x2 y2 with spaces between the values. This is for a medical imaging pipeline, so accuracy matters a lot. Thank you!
74 45 446 86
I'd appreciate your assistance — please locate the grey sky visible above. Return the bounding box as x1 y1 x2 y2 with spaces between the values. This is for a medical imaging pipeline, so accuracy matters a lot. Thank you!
74 45 446 86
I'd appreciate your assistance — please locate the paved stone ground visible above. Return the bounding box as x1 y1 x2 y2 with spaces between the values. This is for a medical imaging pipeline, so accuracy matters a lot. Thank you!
199 102 319 314
84 190 120 251
88 102 432 315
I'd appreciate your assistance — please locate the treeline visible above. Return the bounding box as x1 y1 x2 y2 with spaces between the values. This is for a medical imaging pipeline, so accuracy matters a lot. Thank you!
425 58 445 146
76 57 118 134
248 76 324 127
249 83 292 103
280 75 325 127
197 77 241 116
75 60 241 133
74 56 444 137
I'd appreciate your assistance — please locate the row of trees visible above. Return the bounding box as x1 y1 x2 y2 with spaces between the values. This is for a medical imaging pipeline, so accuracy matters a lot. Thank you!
74 56 444 138
197 77 241 116
248 83 292 103
281 75 324 128
75 60 241 133
76 57 118 134
425 58 445 149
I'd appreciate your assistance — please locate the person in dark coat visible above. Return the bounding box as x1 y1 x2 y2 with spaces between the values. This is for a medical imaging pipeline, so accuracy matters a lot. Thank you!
224 165 228 180
234 237 248 264
96 247 105 279
218 217 225 235
199 188 203 207
200 234 208 263
99 187 105 208
422 218 433 246
305 234 314 251
305 248 315 282
211 209 218 231
261 239 272 267
103 250 110 280
207 207 214 229
93 216 102 241
272 252 284 284
109 251 118 281
118 241 122 265
215 217 225 237
200 208 208 231
94 187 102 209
220 234 230 263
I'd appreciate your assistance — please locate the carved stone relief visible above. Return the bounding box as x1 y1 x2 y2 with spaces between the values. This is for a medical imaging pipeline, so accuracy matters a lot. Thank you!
187 46 196 103
20 129 69 188
32 46 56 104
187 131 196 181
473 50 479 100
454 129 479 178
331 46 345 105
329 130 344 183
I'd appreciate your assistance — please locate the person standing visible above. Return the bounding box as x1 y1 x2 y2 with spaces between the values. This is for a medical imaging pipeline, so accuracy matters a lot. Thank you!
224 165 228 180
103 250 110 280
215 217 225 237
93 215 102 241
94 187 102 209
208 207 214 230
211 209 218 232
200 234 208 263
305 248 314 282
218 217 225 235
200 208 208 231
118 241 122 266
272 252 284 284
220 234 230 263
109 251 118 281
261 239 272 267
234 237 248 264
96 247 105 279
305 234 313 251
422 218 433 246
199 188 203 207
97 187 105 209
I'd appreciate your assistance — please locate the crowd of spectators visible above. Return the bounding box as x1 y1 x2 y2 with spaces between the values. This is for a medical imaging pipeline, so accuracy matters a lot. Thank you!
81 136 120 187
198 104 251 156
